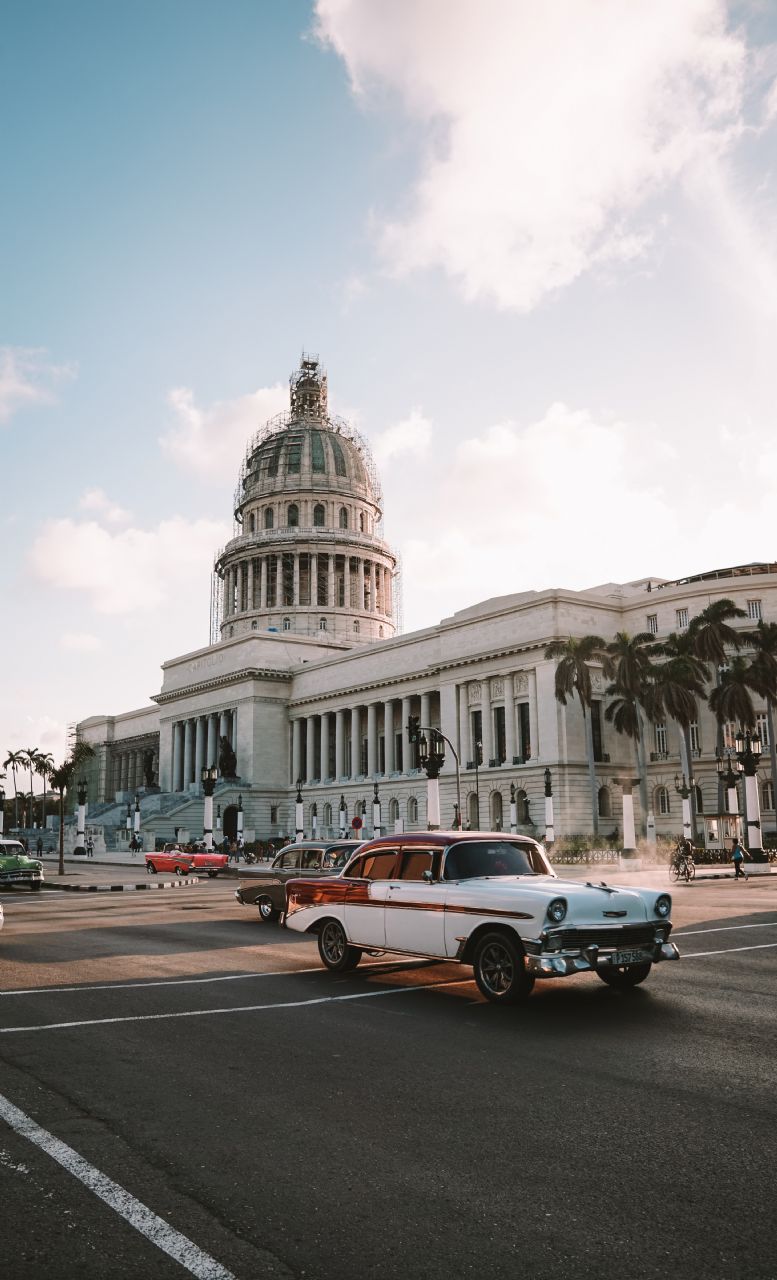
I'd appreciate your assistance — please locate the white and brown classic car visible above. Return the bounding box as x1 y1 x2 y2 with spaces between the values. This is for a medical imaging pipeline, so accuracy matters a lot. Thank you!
284 831 680 1004
235 839 362 922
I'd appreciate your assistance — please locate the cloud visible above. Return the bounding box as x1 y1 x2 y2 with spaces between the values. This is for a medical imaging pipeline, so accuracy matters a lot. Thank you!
0 347 76 424
160 383 288 479
3 715 69 762
28 515 230 616
78 488 130 524
373 408 433 462
60 631 101 652
315 0 749 310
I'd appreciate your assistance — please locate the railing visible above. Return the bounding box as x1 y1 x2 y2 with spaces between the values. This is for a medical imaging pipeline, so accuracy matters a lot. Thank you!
215 526 393 563
550 849 621 865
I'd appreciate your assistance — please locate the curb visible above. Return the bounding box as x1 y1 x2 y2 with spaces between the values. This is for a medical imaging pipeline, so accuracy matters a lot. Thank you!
41 878 201 893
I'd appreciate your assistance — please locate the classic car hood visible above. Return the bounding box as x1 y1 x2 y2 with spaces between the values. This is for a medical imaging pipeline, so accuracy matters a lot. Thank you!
0 854 41 871
448 875 652 922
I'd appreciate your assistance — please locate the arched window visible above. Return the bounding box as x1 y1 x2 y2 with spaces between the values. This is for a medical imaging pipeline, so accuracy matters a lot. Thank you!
339 506 349 529
379 626 384 638
598 786 611 818
353 620 360 634
490 791 503 831
330 435 347 477
251 621 257 630
388 797 399 826
229 626 234 637
323 802 333 830
467 792 480 830
359 512 365 532
319 618 327 631
407 796 419 824
287 504 299 527
762 780 774 811
313 503 325 527
656 786 670 816
694 784 703 815
264 508 274 529
282 617 291 632
249 513 255 533
339 800 348 829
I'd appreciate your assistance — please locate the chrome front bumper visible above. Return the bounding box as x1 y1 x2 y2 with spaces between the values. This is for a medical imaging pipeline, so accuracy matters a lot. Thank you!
526 940 680 978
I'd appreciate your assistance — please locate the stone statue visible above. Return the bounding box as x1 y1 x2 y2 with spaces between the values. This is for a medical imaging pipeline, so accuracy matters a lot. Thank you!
143 750 156 789
218 735 237 779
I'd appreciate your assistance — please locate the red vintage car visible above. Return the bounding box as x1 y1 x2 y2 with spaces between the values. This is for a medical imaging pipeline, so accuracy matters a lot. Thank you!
145 845 229 878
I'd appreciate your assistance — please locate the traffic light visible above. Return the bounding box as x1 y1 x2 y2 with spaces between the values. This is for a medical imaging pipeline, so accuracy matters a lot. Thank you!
407 715 420 744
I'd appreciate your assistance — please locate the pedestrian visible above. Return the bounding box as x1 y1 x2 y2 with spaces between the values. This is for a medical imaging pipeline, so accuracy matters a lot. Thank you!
731 838 748 880
86 836 94 858
36 836 43 856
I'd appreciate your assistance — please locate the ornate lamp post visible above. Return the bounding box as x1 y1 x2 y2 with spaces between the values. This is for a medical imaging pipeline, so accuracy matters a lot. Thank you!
408 716 462 831
372 782 382 837
509 783 518 834
295 780 304 840
0 785 5 837
543 768 555 845
75 780 88 856
674 773 692 842
715 748 740 817
418 729 445 830
733 729 765 861
311 801 318 839
125 800 132 836
614 778 639 852
237 792 244 844
133 793 141 841
201 766 217 850
339 794 347 837
469 739 483 830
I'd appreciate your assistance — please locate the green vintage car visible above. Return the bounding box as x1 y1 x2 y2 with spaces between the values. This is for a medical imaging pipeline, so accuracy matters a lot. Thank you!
0 839 44 890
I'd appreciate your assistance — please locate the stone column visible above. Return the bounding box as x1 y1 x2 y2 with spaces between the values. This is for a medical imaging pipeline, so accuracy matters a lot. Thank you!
420 692 431 733
247 558 254 610
481 684 493 767
306 715 316 781
335 710 345 779
292 720 302 784
183 720 193 789
311 552 318 608
275 556 282 609
356 558 364 610
205 714 217 771
528 671 539 761
219 710 229 744
504 674 516 765
120 753 129 792
231 708 237 748
195 717 206 780
222 572 230 619
293 553 300 606
328 555 336 610
321 712 331 781
384 700 395 773
367 702 378 776
401 696 412 773
173 723 184 791
351 706 361 777
260 556 268 608
369 561 377 611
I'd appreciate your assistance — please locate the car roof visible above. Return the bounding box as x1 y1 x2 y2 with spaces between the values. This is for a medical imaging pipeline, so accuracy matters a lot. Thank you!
349 831 541 848
280 839 361 850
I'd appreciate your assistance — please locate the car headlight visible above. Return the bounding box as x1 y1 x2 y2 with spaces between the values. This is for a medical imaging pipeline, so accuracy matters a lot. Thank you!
546 897 567 923
655 894 671 918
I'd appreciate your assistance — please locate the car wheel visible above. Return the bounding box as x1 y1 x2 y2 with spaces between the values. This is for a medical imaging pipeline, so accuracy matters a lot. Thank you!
318 919 362 972
147 862 157 875
30 881 42 892
175 865 186 877
257 895 280 923
597 961 652 989
472 931 535 1004
208 871 217 878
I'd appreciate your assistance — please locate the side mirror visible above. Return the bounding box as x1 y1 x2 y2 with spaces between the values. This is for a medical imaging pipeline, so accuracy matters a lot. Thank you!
422 869 434 884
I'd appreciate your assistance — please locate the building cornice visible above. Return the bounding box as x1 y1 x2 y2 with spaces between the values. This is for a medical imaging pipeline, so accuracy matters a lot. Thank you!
153 667 292 705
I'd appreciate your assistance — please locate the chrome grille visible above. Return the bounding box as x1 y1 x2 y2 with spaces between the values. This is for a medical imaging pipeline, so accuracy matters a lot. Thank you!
558 924 655 949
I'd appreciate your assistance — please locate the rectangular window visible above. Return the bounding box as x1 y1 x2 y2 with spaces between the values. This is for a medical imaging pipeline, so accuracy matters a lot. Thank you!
286 439 302 473
518 703 531 760
655 721 668 754
590 700 604 762
689 721 700 754
723 721 736 750
647 614 658 635
676 608 689 630
471 709 483 765
756 712 770 748
748 599 762 621
658 787 671 815
493 706 506 763
395 731 403 772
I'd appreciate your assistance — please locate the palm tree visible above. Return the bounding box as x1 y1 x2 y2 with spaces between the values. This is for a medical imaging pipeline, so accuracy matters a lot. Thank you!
20 747 41 829
688 598 746 808
648 632 709 840
747 620 777 825
605 631 655 831
3 750 24 827
544 635 613 834
35 752 54 829
49 742 95 876
708 655 759 730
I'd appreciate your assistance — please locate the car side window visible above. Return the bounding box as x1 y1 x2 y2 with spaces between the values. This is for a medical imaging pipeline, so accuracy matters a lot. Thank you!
359 851 399 880
399 850 435 880
278 851 299 869
301 851 321 869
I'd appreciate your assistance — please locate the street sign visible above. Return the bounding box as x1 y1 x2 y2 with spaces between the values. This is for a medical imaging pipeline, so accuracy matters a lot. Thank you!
351 816 363 830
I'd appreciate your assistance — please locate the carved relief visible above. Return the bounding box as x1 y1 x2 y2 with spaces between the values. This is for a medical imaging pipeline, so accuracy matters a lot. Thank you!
514 673 529 693
591 672 604 692
468 682 482 705
491 677 504 700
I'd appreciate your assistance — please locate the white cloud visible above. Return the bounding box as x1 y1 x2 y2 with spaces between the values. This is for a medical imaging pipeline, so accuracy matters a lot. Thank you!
160 383 288 479
0 347 75 424
316 0 749 310
3 715 69 763
60 631 101 652
373 408 433 462
78 488 130 524
28 515 230 616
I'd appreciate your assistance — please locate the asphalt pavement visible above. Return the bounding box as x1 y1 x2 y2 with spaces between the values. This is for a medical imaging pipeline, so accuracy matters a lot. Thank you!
0 875 775 1280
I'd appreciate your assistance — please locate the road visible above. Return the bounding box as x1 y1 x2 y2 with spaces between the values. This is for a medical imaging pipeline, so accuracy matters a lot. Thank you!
1 870 776 1280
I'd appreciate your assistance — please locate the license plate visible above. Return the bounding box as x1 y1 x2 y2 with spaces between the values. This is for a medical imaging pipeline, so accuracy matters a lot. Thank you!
612 949 649 965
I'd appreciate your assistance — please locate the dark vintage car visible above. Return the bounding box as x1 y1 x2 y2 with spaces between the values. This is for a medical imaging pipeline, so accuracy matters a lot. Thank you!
235 839 362 922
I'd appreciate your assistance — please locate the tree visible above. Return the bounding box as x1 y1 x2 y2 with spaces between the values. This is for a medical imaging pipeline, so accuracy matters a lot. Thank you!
747 620 777 825
688 598 746 808
21 748 41 828
49 743 95 876
544 635 613 834
647 632 709 840
604 631 655 832
35 752 54 828
2 750 24 827
708 655 759 730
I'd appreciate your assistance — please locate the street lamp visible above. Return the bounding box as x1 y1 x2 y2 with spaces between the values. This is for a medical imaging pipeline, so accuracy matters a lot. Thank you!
339 794 347 837
418 729 446 829
544 768 555 845
468 739 483 830
509 783 517 834
409 716 462 831
311 801 318 839
295 779 304 839
732 729 765 861
201 765 217 850
674 773 693 842
372 782 381 837
614 778 639 852
237 792 244 846
715 748 740 816
73 780 87 856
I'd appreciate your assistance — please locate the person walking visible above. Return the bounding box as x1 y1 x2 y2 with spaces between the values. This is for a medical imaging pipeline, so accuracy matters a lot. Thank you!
731 838 748 880
86 836 94 858
36 836 43 857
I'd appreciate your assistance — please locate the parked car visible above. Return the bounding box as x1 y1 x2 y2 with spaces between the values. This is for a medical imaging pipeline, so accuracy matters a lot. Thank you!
284 831 680 1004
235 839 362 922
0 839 44 891
145 846 228 878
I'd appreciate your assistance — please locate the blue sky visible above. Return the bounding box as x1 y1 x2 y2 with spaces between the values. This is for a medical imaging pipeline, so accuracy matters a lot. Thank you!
3 0 777 763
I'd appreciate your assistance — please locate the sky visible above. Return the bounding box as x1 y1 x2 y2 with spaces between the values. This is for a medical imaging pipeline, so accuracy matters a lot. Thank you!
3 0 777 765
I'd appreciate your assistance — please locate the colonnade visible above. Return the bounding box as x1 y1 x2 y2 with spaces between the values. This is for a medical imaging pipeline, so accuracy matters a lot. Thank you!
170 708 237 792
112 747 157 796
222 553 392 618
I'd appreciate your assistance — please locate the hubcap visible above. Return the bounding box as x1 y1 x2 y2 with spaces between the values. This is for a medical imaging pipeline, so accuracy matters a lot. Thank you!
259 898 273 919
323 924 345 964
480 942 514 995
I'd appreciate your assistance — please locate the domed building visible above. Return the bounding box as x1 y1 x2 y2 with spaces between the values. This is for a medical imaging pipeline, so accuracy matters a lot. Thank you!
214 356 397 645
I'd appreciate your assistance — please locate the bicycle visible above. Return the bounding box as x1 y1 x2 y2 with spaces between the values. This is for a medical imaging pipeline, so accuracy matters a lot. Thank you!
669 842 696 883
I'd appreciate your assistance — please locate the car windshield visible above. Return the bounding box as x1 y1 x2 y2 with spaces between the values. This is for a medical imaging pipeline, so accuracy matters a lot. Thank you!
443 840 542 880
330 847 355 868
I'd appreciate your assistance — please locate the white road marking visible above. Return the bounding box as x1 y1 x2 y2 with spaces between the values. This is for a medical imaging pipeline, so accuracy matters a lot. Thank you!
0 978 473 1035
0 1092 235 1279
674 921 777 937
681 942 777 958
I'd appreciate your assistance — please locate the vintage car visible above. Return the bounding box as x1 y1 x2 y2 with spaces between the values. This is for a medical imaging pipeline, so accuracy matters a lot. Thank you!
235 839 362 922
284 831 680 1004
145 846 228 878
0 839 44 891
